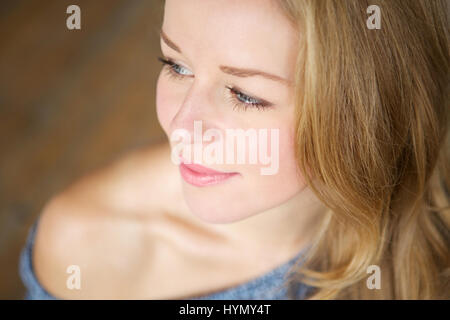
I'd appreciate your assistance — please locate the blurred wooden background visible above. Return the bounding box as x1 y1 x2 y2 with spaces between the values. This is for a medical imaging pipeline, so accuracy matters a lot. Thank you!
0 0 166 298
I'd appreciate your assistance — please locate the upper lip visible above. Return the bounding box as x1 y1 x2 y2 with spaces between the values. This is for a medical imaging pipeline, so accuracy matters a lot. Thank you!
180 158 238 175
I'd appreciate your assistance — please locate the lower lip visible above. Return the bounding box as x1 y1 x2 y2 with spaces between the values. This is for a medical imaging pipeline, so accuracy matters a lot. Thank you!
179 162 239 187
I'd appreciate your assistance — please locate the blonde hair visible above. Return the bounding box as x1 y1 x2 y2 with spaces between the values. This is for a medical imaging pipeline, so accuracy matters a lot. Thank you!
277 0 450 299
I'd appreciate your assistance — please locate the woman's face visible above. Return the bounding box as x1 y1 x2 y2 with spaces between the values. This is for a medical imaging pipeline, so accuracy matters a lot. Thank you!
156 0 306 223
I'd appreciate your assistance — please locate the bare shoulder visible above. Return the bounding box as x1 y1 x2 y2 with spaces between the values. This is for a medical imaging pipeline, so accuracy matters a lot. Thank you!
32 141 183 299
58 141 180 214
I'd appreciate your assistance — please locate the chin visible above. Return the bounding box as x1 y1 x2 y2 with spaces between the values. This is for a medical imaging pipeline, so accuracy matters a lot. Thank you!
178 169 307 225
180 184 259 224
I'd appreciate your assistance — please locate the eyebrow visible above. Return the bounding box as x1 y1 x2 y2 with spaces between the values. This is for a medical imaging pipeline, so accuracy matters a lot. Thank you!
160 29 292 86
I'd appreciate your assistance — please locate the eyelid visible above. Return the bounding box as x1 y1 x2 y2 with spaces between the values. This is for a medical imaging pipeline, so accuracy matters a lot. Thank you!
158 56 193 75
227 85 272 107
157 56 273 110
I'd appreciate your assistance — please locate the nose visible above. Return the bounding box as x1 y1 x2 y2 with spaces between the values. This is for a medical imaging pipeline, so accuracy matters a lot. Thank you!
168 81 215 136
168 82 227 165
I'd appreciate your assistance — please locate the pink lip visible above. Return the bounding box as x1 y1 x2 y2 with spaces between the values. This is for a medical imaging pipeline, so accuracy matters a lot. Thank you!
179 161 239 187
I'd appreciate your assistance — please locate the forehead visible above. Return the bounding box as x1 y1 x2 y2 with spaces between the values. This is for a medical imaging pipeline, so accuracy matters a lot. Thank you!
162 0 299 81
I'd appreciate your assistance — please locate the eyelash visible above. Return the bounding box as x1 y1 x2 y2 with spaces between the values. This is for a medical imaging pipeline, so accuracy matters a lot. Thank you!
157 56 272 111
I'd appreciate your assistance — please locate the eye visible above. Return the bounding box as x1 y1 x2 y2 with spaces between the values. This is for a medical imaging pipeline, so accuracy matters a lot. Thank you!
157 56 273 111
225 86 272 111
158 56 193 80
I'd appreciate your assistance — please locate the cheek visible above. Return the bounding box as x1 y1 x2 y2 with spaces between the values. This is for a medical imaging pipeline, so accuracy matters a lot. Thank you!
249 125 304 205
182 122 306 224
248 121 306 207
271 127 305 191
279 125 302 179
244 118 302 184
156 75 177 134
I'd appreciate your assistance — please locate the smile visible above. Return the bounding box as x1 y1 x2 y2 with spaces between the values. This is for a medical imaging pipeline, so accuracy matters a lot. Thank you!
179 161 240 187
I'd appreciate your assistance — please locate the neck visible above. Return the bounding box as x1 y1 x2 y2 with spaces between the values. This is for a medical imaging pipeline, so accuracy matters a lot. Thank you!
189 186 329 262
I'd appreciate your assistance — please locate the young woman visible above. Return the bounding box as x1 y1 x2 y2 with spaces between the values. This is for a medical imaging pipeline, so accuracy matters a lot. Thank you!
20 0 449 299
